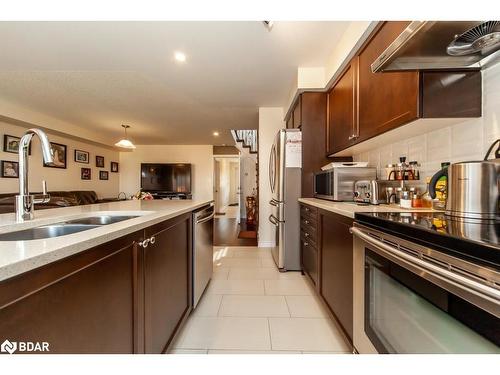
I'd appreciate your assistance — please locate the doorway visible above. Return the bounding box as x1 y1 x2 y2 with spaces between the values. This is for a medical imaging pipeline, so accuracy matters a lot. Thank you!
213 155 257 246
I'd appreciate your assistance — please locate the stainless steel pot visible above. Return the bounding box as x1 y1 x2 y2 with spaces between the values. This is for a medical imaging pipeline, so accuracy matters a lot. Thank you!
429 139 500 220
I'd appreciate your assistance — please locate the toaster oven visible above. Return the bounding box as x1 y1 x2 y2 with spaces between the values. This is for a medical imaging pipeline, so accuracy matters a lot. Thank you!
314 167 377 201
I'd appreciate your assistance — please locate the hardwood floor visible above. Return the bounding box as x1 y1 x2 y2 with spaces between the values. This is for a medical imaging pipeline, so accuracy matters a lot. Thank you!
214 218 257 247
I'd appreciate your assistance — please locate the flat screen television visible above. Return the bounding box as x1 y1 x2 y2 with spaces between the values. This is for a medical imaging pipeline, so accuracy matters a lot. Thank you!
140 163 192 194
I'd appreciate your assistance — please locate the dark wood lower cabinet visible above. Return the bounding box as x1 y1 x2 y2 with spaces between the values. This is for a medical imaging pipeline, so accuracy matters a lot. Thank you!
0 212 194 354
144 213 192 354
319 209 354 342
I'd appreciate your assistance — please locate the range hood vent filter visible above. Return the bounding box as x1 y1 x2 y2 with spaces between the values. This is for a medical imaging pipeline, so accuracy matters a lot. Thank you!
447 21 500 56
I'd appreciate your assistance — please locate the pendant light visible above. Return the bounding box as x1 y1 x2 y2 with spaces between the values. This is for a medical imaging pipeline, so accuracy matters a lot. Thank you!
114 124 136 149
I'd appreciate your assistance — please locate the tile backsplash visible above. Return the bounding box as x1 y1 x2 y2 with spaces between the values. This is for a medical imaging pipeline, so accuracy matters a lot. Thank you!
353 61 500 182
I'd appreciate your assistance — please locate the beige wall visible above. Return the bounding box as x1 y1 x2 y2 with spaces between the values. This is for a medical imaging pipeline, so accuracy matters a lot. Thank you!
258 107 284 247
119 145 213 201
0 122 120 197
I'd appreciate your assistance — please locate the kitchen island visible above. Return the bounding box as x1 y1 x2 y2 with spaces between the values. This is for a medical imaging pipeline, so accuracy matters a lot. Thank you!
0 199 213 354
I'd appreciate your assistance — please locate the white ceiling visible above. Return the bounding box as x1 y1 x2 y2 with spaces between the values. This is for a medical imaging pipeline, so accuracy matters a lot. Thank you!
0 21 349 145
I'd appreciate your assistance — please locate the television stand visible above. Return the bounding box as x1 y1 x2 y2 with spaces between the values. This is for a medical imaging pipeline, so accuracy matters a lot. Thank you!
150 192 192 200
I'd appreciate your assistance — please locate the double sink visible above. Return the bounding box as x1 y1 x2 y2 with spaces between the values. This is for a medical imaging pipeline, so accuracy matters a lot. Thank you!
0 215 140 241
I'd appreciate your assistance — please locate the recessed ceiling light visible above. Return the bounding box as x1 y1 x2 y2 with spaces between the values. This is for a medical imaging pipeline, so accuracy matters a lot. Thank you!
174 51 187 62
213 131 219 137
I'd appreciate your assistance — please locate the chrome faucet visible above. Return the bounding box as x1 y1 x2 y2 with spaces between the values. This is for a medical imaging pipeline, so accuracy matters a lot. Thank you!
15 128 55 221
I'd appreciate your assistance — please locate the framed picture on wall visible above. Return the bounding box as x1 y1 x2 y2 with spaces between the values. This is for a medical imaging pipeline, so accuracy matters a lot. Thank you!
3 134 31 155
99 170 109 180
110 161 119 173
1 160 19 178
96 155 105 168
44 142 67 169
75 149 90 164
81 168 91 180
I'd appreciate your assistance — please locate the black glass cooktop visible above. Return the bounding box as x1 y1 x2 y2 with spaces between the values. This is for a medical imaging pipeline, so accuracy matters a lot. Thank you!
355 211 500 267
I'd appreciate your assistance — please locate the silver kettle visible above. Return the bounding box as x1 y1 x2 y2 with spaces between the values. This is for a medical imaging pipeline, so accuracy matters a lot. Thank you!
429 139 500 220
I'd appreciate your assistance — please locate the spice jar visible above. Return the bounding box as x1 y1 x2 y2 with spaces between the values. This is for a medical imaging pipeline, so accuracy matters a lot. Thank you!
400 190 412 209
411 189 423 208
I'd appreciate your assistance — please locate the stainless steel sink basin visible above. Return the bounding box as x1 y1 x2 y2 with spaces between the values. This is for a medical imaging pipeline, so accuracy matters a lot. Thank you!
0 215 141 241
0 224 101 241
65 215 140 226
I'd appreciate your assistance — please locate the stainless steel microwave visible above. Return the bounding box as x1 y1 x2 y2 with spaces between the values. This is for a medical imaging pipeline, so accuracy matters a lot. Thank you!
314 167 377 201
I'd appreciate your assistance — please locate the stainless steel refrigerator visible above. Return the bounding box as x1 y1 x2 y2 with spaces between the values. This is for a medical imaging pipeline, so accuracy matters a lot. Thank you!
268 129 302 271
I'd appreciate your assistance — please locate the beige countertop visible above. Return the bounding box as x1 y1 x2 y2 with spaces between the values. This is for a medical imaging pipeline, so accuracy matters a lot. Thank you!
0 199 213 282
298 197 436 219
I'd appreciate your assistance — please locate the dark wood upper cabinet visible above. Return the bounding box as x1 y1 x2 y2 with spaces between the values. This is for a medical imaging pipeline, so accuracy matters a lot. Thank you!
144 213 192 354
326 21 482 155
300 92 351 198
286 112 294 129
326 58 359 155
293 95 302 128
357 21 420 142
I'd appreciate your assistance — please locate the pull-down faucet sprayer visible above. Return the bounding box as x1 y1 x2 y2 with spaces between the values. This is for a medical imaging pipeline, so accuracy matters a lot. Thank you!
16 128 55 221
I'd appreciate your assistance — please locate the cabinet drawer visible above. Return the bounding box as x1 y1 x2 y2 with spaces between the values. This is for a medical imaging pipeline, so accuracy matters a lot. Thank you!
300 204 317 219
301 240 318 286
301 226 317 243
300 215 317 231
301 230 318 250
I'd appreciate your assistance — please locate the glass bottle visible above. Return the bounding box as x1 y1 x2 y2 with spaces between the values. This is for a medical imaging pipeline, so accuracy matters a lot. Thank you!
421 177 433 208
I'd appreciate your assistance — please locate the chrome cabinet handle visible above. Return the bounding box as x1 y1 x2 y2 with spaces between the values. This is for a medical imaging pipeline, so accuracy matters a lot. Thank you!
138 238 150 248
150 236 156 245
303 242 309 246
304 220 309 224
348 134 358 140
304 232 309 237
305 207 309 212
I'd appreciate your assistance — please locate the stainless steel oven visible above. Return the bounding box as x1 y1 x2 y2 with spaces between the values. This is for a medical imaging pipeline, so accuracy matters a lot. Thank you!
352 223 500 354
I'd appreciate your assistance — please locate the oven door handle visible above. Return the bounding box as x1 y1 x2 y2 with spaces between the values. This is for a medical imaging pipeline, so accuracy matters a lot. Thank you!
350 227 500 303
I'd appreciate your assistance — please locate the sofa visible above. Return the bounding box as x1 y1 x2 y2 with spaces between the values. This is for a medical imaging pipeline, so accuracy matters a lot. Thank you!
0 190 123 214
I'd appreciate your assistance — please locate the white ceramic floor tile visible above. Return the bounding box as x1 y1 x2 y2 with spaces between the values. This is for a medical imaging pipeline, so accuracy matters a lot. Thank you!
260 258 277 267
192 294 222 317
219 295 290 317
228 267 280 280
265 279 312 296
230 249 263 258
175 317 271 350
208 350 301 354
169 349 208 354
277 271 305 280
214 257 263 269
206 279 265 295
269 318 351 352
285 296 329 318
212 268 230 280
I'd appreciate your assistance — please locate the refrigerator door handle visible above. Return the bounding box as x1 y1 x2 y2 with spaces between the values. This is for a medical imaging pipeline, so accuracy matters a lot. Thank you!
268 214 282 226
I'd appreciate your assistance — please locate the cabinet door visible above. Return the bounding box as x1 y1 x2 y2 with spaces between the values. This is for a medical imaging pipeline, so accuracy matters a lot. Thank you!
326 59 358 155
144 213 192 353
293 95 302 128
0 232 142 353
357 21 419 142
320 210 353 341
286 114 293 129
302 241 318 286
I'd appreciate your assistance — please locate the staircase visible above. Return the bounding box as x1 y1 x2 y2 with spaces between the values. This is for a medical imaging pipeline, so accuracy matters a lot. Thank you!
231 129 259 229
231 130 258 154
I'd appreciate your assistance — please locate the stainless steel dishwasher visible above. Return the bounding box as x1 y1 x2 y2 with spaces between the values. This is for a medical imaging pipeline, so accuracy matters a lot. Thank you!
192 203 215 307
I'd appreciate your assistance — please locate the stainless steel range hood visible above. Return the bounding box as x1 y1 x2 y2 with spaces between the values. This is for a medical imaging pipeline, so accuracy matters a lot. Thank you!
372 21 500 72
